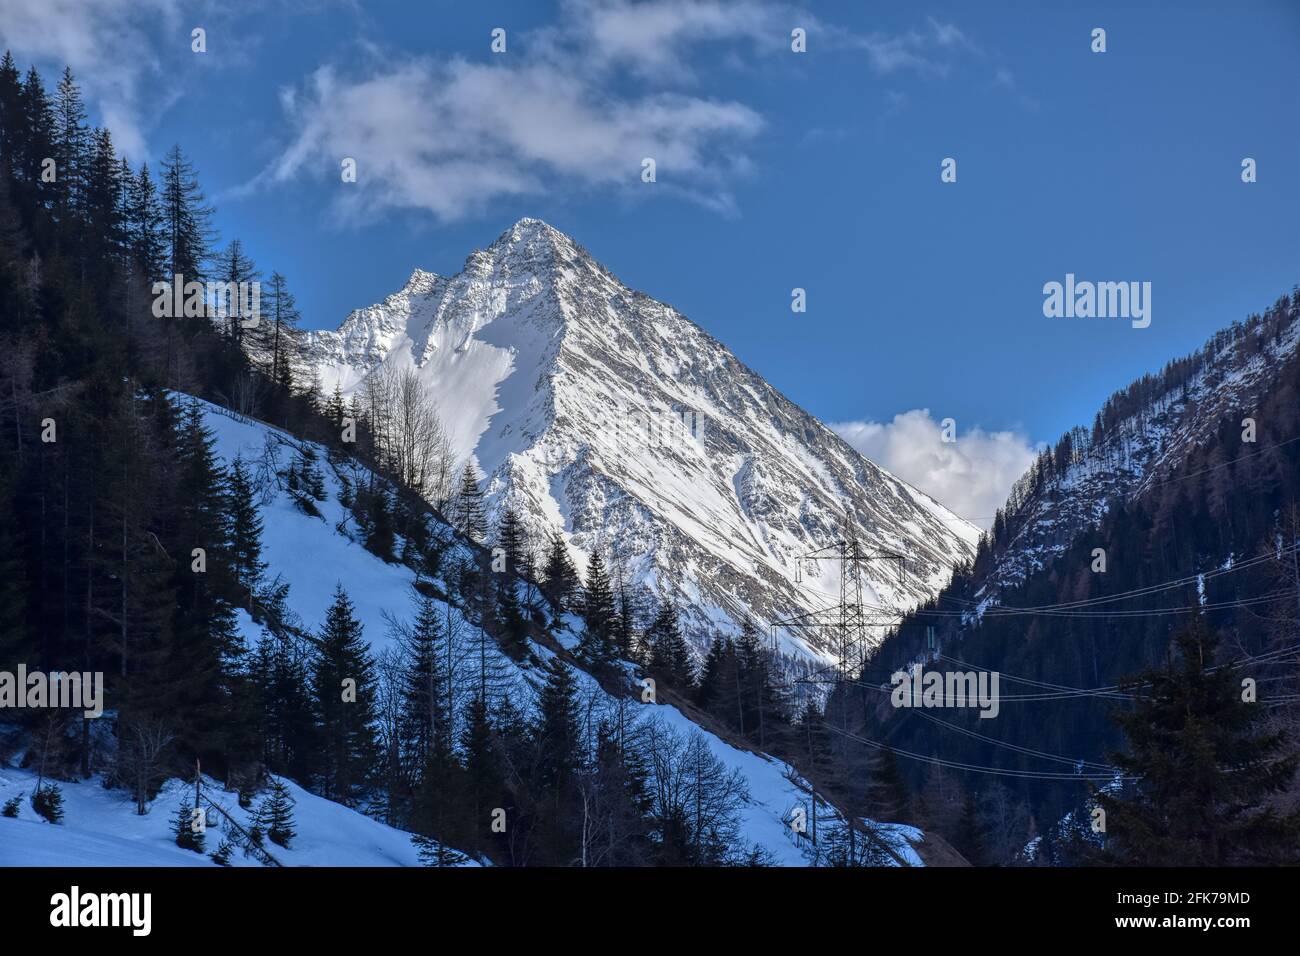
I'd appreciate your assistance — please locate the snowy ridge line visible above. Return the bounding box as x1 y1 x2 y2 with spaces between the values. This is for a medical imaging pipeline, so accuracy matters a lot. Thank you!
302 218 978 666
976 295 1300 601
191 396 925 866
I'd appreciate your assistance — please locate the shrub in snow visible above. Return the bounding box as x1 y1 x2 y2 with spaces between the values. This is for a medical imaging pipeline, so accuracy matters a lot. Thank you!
31 784 64 824
174 800 206 853
259 778 297 849
210 838 235 866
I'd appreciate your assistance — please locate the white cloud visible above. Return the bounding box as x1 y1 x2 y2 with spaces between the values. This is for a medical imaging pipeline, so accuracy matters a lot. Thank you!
256 2 979 222
832 409 1038 529
0 0 184 159
260 55 763 222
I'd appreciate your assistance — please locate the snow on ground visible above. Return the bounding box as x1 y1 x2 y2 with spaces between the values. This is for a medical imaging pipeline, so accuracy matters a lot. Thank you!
2 397 921 868
0 766 470 867
201 401 424 655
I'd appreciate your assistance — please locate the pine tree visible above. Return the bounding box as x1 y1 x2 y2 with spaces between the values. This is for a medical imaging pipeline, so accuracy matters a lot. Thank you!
0 52 23 177
2 793 21 818
159 144 214 280
313 584 381 805
255 631 318 783
174 799 205 852
578 550 617 666
531 655 584 864
697 634 743 729
324 384 345 430
254 271 304 392
953 789 984 865
51 67 87 220
647 603 695 689
0 468 29 662
19 67 53 197
613 578 638 662
30 784 64 824
872 745 911 821
734 618 784 748
166 400 239 754
82 127 123 262
533 656 582 792
495 506 528 577
400 594 451 776
259 777 297 848
460 694 504 858
451 462 486 543
540 531 579 619
209 838 234 866
125 163 165 280
214 239 259 347
1097 619 1300 865
226 456 265 612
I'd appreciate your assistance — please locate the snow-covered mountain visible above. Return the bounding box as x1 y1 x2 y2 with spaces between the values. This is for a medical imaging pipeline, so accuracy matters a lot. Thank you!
2 398 937 867
305 219 979 663
973 291 1300 606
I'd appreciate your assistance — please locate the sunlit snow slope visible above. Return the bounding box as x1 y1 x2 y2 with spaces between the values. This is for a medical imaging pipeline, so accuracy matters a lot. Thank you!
305 219 979 663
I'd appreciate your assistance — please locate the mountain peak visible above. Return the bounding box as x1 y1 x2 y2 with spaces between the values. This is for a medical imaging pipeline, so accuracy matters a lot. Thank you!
305 222 979 664
481 217 589 274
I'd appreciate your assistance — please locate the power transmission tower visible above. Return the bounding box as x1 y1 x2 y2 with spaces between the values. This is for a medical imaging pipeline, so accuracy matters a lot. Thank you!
778 517 907 679
771 516 908 864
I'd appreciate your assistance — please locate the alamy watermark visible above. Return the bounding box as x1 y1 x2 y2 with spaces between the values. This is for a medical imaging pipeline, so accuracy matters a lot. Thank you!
152 273 260 327
0 666 104 718
1043 273 1151 329
50 886 151 936
890 664 1000 719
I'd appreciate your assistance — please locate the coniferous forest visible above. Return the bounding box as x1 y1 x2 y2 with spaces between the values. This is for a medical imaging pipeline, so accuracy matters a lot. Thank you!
1 50 1298 885
0 60 838 869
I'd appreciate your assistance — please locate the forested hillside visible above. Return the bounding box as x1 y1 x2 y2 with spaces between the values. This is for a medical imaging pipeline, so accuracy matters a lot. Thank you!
0 59 929 868
856 289 1300 864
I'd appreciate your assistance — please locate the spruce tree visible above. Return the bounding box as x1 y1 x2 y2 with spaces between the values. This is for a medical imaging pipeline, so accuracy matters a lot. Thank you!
533 656 582 791
159 144 213 279
214 239 259 347
647 603 694 689
1097 619 1300 865
540 531 579 619
578 550 617 666
400 594 450 776
255 270 304 392
460 694 504 858
50 67 87 220
19 67 53 198
260 777 297 848
696 636 740 725
495 506 528 577
226 456 265 612
451 462 486 543
174 800 205 852
30 784 64 824
491 509 529 653
167 400 239 754
313 584 381 805
125 163 165 280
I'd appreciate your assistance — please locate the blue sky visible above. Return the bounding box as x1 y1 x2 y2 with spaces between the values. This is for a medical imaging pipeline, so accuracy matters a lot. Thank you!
3 0 1298 522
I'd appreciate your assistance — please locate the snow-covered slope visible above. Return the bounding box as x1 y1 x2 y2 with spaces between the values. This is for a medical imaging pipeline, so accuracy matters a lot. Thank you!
975 293 1300 605
0 768 463 867
200 399 925 866
305 219 979 663
5 399 929 867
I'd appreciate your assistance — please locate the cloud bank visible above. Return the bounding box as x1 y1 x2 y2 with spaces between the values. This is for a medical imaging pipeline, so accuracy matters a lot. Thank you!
832 409 1038 529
